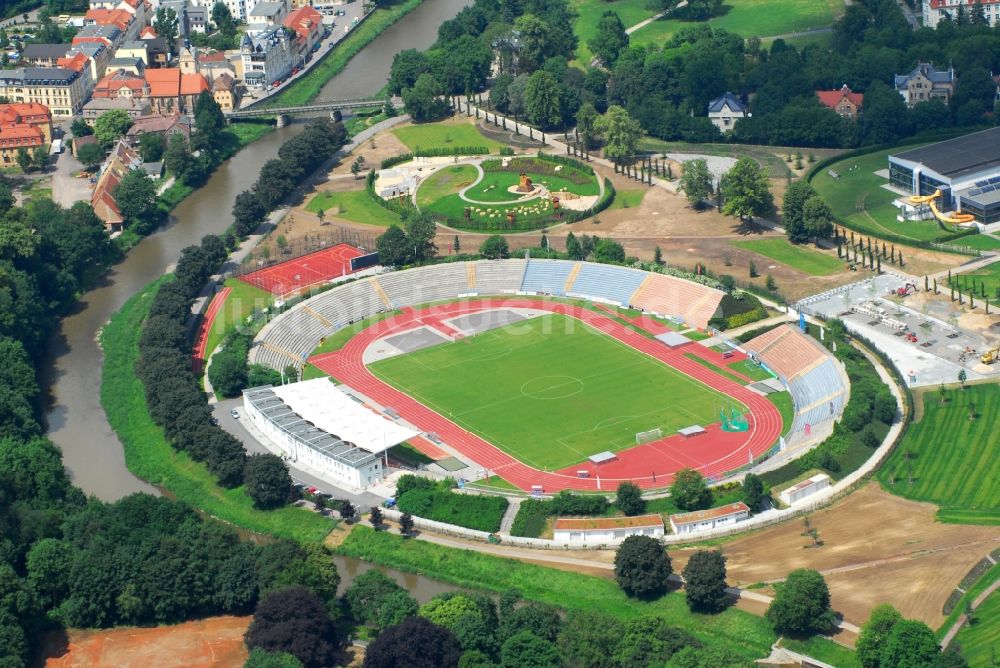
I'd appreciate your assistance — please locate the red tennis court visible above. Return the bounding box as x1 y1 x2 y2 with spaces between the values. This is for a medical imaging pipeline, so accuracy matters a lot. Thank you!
238 244 364 296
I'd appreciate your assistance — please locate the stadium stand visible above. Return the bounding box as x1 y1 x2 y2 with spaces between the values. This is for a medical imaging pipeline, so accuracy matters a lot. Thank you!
741 326 825 380
520 259 576 295
474 259 527 294
568 263 648 306
630 274 725 329
377 264 470 307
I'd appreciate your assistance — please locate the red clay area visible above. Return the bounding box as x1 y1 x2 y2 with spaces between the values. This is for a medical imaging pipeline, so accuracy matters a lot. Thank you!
238 243 363 296
309 298 783 492
191 286 231 374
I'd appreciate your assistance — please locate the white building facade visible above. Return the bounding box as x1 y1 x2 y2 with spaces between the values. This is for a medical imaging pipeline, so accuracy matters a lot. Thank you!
669 502 751 535
779 473 831 505
706 92 747 133
240 25 293 89
553 515 665 543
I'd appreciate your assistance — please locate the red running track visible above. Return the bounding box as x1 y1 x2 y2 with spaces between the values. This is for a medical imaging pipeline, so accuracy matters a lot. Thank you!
238 244 364 296
309 299 783 492
191 287 231 374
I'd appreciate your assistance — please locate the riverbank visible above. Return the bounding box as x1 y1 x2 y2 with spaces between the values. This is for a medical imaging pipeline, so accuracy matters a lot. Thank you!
100 276 333 542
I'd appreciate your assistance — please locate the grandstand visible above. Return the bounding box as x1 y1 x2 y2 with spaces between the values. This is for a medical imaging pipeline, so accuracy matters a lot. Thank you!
474 259 527 294
568 263 647 305
742 325 848 441
520 259 576 296
377 263 470 308
630 273 725 330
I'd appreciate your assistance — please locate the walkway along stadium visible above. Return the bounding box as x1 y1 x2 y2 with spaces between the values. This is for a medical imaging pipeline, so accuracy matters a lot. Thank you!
244 256 848 493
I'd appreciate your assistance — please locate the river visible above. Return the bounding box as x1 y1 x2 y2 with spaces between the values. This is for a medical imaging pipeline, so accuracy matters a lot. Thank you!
41 0 471 501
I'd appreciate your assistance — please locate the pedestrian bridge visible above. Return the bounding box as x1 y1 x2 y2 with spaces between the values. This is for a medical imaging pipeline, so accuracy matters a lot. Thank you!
226 97 399 121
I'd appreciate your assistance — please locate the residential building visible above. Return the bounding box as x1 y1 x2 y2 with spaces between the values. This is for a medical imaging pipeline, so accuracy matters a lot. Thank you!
0 67 90 116
240 25 293 89
706 92 746 133
72 132 99 158
125 111 192 146
816 84 864 119
89 0 150 28
72 24 123 50
923 0 1000 27
283 5 322 55
0 124 47 167
66 42 111 81
669 502 751 535
91 139 145 232
198 51 236 81
142 36 172 67
248 0 288 28
115 40 149 65
82 95 151 123
139 25 158 39
778 473 831 505
894 63 956 107
54 52 95 96
93 67 209 113
0 103 53 143
217 0 251 22
211 72 239 111
186 6 209 33
552 515 665 544
21 44 70 67
84 8 138 41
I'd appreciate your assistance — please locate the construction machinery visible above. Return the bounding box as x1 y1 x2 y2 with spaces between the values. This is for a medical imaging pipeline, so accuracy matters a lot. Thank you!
894 283 917 297
981 348 1000 364
908 190 976 227
905 332 918 343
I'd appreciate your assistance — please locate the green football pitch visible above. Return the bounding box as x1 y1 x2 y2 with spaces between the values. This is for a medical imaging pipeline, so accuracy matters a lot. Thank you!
368 314 733 471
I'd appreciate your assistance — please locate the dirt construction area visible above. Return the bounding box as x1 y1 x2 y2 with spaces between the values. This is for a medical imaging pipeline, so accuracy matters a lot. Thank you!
680 483 1000 629
42 616 251 668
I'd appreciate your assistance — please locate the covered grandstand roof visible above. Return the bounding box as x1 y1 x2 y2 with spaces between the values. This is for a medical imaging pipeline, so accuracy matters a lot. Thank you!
892 127 1000 179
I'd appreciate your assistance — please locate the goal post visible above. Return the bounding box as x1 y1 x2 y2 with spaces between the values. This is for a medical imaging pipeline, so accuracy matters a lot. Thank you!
635 427 663 444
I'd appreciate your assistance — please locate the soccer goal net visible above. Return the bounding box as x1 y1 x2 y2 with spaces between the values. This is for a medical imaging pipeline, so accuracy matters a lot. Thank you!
635 427 663 444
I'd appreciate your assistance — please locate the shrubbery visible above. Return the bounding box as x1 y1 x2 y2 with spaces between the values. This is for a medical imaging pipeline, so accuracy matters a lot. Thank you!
394 475 508 532
510 491 612 537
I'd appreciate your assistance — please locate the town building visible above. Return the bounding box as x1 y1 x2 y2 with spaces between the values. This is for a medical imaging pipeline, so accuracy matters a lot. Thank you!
922 0 1000 27
211 72 239 111
72 132 99 158
894 63 956 107
21 44 70 67
82 95 152 123
88 0 150 28
66 42 110 81
240 25 293 89
91 139 145 231
115 40 150 65
0 67 90 116
248 0 288 29
816 84 864 119
0 102 52 167
84 8 138 41
706 92 746 133
107 56 145 75
669 502 751 535
283 5 323 55
890 126 1000 225
242 380 418 489
93 67 209 114
198 51 237 80
779 473 831 505
141 36 172 67
552 515 665 543
124 111 192 146
72 24 123 50
186 6 209 33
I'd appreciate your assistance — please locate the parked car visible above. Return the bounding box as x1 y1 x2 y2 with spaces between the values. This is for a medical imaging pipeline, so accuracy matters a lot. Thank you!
230 409 240 419
272 79 281 88
334 9 345 15
292 67 300 75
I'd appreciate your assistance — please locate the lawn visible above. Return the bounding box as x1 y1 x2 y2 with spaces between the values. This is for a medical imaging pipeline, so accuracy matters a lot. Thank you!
368 314 731 470
427 191 559 226
204 278 272 359
728 358 775 382
766 390 794 435
810 146 952 243
465 169 600 202
950 233 1000 251
629 0 839 47
877 385 1000 524
101 278 333 543
733 238 844 276
571 0 658 62
306 189 403 227
392 121 505 153
415 165 479 207
946 262 1000 300
939 562 1000 640
684 353 750 385
609 188 647 210
955 582 1000 665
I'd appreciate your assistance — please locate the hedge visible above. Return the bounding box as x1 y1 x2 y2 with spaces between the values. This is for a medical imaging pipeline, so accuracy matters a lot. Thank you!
380 145 490 169
394 476 508 532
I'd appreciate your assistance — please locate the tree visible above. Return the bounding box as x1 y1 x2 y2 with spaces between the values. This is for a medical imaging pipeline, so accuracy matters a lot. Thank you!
207 348 247 396
557 610 623 668
719 157 773 224
233 191 268 237
765 568 835 635
406 212 438 261
670 468 711 511
500 631 559 668
155 6 179 43
479 235 510 259
594 106 642 162
76 142 106 170
244 649 305 668
857 604 902 668
138 132 166 162
15 147 31 172
565 232 584 260
592 238 625 263
372 224 409 267
781 180 816 243
524 70 562 129
244 453 292 509
33 146 48 169
93 109 133 148
114 170 158 231
742 473 766 512
346 570 416 630
613 617 696 666
614 535 672 598
400 512 414 536
958 369 967 388
339 501 355 522
575 102 598 149
245 587 340 668
193 91 226 155
211 1 236 36
588 11 628 67
364 616 462 668
682 550 728 613
403 73 449 121
880 619 941 668
802 195 834 244
370 506 383 528
164 132 192 180
678 158 713 209
71 118 94 139
388 49 430 96
615 481 644 516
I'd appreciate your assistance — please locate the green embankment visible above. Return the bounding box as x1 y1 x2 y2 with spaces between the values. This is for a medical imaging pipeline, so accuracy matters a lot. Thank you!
101 277 333 543
733 238 844 276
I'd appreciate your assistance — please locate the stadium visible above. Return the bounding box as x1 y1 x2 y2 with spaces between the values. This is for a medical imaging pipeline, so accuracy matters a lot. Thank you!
244 250 848 493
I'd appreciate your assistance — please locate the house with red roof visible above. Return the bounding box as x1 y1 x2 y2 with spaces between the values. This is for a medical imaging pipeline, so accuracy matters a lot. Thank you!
0 102 52 168
283 5 323 54
816 84 864 120
93 68 209 114
91 139 145 232
84 8 138 40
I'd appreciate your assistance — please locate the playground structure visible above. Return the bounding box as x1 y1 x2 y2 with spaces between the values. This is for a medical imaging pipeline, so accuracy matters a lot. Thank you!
907 190 976 227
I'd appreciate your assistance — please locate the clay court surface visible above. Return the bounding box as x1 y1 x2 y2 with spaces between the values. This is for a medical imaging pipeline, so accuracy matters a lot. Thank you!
681 484 1000 628
43 616 250 668
238 243 364 295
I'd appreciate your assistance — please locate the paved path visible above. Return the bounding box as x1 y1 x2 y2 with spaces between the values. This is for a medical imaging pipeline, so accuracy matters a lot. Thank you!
941 571 1000 649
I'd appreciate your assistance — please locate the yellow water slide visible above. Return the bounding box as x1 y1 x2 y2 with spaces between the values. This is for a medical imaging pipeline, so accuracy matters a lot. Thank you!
908 189 975 225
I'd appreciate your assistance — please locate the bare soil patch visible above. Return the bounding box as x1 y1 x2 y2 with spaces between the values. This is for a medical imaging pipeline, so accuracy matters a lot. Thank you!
43 616 250 668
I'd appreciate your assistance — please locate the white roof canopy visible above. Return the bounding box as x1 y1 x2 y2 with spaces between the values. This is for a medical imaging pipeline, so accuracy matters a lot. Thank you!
271 378 418 454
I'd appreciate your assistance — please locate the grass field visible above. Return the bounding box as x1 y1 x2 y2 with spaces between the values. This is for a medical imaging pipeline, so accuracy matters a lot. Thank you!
729 358 775 382
766 390 794 435
810 146 954 243
948 233 1000 251
956 583 1000 665
392 121 504 153
877 385 1000 524
101 278 333 543
572 0 656 62
939 562 1000 640
415 165 479 207
306 189 403 227
946 262 1000 299
609 188 647 210
733 238 844 276
466 170 600 202
629 0 839 47
369 314 730 470
204 279 272 359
